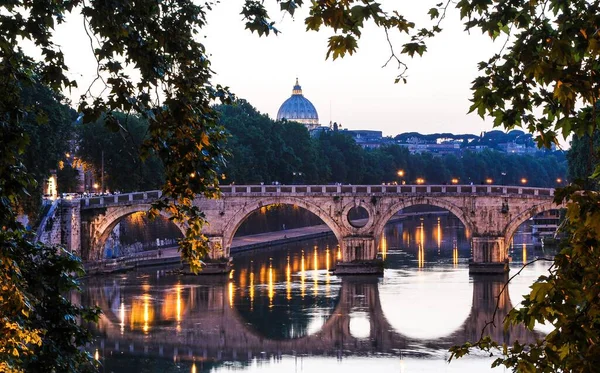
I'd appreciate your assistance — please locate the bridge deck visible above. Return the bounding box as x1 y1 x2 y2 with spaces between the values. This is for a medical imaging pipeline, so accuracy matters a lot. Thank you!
79 184 555 209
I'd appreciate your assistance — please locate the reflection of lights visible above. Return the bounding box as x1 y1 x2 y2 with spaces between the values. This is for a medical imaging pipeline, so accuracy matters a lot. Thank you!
453 246 458 268
268 262 275 307
436 218 441 250
119 302 125 334
191 362 197 373
94 349 99 360
301 250 306 298
522 243 527 263
286 256 292 301
228 281 234 308
418 221 425 248
143 294 150 333
325 249 331 297
313 248 319 296
229 269 234 280
176 285 182 322
249 271 255 307
418 243 424 268
380 233 387 260
337 245 342 261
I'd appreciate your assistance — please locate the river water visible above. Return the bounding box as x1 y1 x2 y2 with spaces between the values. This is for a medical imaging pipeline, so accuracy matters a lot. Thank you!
83 214 553 373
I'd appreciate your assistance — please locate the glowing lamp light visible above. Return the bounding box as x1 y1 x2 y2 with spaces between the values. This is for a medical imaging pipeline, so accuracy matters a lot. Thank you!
521 178 528 184
93 183 99 190
397 170 405 177
451 178 459 184
416 178 425 185
485 178 493 184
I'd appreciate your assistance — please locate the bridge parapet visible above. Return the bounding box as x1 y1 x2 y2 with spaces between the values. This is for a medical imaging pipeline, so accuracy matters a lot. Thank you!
80 190 162 209
219 184 555 197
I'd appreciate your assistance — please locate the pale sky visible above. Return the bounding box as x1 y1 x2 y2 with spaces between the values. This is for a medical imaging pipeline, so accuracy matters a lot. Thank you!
50 1 516 138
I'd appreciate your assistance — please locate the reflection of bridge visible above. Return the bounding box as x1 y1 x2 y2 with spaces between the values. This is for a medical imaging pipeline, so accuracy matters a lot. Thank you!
88 275 539 362
42 184 559 273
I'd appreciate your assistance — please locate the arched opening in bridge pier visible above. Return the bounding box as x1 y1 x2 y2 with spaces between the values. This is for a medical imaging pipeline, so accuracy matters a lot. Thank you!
505 208 563 265
230 240 342 340
376 204 472 268
98 211 184 259
378 270 473 340
228 202 343 340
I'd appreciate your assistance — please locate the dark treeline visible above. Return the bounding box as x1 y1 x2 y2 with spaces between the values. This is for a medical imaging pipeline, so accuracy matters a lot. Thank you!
218 100 567 187
23 95 567 201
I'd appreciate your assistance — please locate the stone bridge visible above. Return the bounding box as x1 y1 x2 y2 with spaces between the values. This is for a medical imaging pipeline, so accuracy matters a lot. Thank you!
45 184 560 274
86 275 539 363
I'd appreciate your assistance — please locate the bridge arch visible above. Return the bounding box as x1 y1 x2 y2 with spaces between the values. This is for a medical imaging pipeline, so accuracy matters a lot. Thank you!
221 197 344 251
372 196 475 247
503 200 561 244
89 204 186 260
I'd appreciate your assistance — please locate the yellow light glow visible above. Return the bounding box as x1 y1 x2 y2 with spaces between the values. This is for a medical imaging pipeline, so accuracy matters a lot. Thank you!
380 233 387 260
453 246 458 268
301 250 306 298
416 178 425 184
522 243 527 263
325 247 330 271
120 302 125 334
486 178 493 184
93 183 99 189
437 218 441 249
556 178 562 183
249 271 255 306
268 262 275 307
94 349 99 360
143 294 150 333
229 281 234 308
451 178 459 184
286 256 292 301
313 248 319 297
337 245 342 261
397 170 405 177
191 362 197 373
521 178 527 184
418 243 425 268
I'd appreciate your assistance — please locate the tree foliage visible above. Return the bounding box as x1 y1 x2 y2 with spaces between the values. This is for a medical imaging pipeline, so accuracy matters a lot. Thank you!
2 0 600 371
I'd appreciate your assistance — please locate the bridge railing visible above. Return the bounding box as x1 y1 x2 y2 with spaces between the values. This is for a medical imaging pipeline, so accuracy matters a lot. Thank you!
79 185 555 207
81 190 162 207
218 184 555 197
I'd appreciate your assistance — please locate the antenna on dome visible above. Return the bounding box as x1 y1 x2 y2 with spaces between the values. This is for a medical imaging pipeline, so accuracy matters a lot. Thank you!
295 77 299 85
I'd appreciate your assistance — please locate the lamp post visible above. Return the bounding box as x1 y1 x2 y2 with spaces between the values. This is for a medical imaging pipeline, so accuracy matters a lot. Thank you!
397 169 405 185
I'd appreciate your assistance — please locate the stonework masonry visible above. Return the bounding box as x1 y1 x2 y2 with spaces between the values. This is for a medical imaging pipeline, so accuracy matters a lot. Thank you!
40 185 560 274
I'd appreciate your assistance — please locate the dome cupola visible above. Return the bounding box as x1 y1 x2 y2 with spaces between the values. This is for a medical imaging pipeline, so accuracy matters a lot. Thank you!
277 78 319 130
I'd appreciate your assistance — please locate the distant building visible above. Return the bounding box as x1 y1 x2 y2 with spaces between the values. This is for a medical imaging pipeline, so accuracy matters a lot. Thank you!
43 170 58 199
277 78 319 131
347 130 383 149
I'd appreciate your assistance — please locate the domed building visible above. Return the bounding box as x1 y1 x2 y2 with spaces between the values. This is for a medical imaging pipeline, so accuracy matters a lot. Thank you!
277 78 319 130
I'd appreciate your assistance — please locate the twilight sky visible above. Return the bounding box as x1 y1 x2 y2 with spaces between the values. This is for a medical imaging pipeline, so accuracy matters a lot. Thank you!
200 1 501 137
50 1 512 138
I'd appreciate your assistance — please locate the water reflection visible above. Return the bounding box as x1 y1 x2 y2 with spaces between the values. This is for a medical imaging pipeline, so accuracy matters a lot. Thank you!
83 217 550 373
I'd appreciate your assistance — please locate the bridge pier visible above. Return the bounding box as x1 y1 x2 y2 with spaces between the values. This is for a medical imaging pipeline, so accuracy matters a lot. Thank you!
469 236 509 274
334 236 383 275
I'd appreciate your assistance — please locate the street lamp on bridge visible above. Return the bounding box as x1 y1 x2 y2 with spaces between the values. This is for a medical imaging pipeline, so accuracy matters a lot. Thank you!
521 178 528 185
